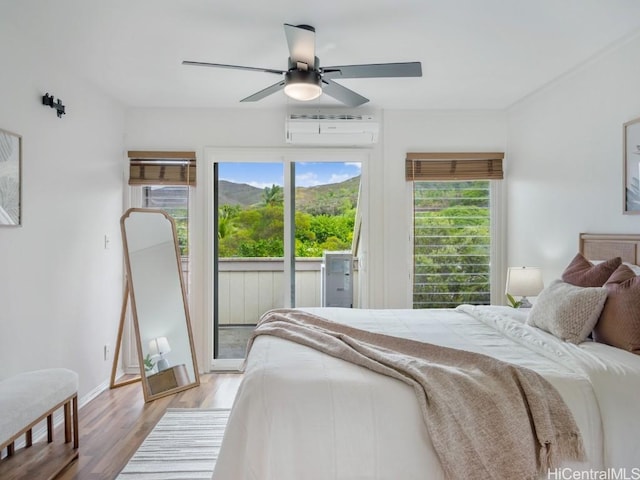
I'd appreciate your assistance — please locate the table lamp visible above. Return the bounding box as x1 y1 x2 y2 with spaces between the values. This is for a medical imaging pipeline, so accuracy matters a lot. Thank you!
505 267 544 308
148 336 171 371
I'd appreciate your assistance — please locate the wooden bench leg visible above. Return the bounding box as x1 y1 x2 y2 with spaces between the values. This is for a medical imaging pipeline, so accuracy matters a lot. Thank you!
47 414 53 443
7 441 14 456
26 428 33 447
73 394 79 449
64 400 71 443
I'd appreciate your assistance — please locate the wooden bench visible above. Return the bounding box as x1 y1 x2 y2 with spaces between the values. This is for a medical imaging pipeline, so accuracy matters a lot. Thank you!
0 369 79 480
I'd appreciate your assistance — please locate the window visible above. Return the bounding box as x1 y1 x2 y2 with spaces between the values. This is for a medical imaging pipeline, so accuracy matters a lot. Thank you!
413 180 491 308
407 152 503 309
141 186 190 256
127 151 195 293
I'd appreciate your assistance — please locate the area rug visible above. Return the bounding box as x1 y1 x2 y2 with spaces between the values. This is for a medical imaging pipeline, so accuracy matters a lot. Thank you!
117 408 230 479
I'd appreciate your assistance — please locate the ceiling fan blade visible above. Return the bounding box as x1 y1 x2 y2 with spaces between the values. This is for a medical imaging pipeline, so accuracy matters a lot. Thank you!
182 60 285 76
322 62 422 79
283 24 316 68
321 79 369 107
240 79 286 102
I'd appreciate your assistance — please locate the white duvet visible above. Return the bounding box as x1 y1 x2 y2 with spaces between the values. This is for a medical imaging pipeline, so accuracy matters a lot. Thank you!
212 306 640 480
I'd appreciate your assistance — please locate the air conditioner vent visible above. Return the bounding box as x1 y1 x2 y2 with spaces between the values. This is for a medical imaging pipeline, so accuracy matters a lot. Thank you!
289 113 366 121
285 112 379 145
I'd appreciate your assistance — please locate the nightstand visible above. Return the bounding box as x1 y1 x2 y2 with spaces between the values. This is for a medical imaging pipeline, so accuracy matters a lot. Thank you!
147 364 189 395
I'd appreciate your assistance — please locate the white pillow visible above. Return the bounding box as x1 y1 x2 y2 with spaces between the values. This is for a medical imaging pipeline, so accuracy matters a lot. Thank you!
526 279 607 344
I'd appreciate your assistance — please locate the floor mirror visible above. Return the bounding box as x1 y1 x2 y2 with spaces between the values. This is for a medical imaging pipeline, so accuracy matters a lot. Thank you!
118 208 200 402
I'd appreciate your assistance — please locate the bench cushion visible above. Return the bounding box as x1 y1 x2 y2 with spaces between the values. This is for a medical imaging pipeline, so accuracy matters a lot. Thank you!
0 368 79 445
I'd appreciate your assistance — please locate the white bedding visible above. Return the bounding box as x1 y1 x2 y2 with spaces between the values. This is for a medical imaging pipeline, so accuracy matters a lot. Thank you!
212 306 640 480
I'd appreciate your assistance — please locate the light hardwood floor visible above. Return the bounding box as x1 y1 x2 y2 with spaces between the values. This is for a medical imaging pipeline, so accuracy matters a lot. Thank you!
56 373 243 480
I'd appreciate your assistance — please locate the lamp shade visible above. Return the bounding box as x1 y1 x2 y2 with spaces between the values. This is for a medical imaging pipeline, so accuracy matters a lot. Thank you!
148 336 171 356
284 70 322 101
505 267 544 297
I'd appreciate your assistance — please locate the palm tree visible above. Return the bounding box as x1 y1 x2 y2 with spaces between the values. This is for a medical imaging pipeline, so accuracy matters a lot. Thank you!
263 184 283 206
218 205 238 239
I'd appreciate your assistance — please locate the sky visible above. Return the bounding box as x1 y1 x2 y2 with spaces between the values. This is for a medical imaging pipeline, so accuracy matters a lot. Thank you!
219 162 361 189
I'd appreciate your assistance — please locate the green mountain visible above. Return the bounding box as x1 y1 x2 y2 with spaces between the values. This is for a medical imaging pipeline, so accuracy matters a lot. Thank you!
217 180 264 206
296 176 360 215
218 176 361 214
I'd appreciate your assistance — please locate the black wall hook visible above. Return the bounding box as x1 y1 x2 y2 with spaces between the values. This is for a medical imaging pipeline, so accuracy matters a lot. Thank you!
42 93 66 118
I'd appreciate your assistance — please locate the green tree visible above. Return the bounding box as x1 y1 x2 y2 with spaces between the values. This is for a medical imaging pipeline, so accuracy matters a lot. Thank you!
263 184 283 206
413 181 490 308
310 214 353 244
217 176 360 258
170 208 189 256
218 205 240 239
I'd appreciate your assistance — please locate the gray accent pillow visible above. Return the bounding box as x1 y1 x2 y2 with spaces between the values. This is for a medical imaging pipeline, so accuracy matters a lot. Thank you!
527 279 608 344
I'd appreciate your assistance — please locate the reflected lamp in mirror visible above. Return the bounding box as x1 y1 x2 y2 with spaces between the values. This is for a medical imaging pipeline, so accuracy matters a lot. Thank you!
149 337 171 371
505 266 544 308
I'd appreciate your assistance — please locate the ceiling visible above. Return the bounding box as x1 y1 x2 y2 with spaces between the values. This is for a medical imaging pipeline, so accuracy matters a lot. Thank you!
8 0 640 110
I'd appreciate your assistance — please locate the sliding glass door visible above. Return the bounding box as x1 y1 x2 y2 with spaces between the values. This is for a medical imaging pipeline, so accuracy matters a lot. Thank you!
293 162 361 308
214 162 285 359
209 150 366 365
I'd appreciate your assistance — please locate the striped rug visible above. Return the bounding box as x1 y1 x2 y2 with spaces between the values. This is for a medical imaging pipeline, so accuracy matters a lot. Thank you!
117 408 230 479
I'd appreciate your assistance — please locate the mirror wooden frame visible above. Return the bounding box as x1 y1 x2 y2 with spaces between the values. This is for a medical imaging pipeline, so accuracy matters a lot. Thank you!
118 208 200 402
110 280 142 389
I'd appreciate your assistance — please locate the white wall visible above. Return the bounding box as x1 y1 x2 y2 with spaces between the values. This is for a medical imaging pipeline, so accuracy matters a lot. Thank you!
507 33 640 285
0 13 125 401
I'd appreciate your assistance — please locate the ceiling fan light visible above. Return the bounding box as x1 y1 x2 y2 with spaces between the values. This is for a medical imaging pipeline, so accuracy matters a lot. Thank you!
284 70 322 101
285 82 322 101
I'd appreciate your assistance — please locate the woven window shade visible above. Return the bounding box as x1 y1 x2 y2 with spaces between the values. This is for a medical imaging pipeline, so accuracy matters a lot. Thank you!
128 151 196 186
406 152 504 181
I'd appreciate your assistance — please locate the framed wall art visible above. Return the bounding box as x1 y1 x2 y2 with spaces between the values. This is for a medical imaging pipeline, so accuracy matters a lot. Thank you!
624 117 640 214
0 128 21 226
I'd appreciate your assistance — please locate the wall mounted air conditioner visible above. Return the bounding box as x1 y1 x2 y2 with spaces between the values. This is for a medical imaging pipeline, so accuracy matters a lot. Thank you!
285 113 379 145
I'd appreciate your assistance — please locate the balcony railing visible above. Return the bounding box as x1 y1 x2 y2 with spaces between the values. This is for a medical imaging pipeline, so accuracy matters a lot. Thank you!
216 257 358 325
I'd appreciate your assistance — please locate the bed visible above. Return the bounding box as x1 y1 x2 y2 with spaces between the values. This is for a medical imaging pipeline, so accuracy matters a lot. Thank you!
212 234 640 480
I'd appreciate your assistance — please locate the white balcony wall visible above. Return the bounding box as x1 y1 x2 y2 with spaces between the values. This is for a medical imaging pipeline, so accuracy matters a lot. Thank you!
217 258 359 324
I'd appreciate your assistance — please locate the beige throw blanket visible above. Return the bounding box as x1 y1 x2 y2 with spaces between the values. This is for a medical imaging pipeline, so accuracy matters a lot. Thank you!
246 309 585 480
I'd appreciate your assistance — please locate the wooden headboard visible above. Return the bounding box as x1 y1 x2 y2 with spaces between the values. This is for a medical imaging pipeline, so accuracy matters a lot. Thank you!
579 233 640 265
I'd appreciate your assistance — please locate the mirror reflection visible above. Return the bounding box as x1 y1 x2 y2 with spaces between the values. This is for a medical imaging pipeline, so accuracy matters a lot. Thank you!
121 208 199 401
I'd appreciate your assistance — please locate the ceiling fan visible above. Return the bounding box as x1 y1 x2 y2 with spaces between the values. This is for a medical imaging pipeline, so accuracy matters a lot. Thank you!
182 23 422 107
